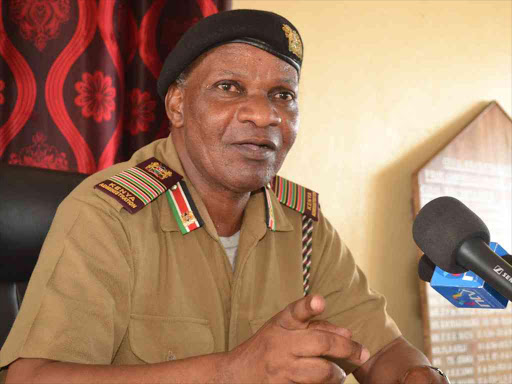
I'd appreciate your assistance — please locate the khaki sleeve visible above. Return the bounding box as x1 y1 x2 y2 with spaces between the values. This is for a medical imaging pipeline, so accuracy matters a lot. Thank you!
310 209 401 374
0 197 132 367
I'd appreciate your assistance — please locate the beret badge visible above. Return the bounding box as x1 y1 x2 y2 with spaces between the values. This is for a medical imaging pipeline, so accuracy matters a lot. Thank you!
282 24 303 60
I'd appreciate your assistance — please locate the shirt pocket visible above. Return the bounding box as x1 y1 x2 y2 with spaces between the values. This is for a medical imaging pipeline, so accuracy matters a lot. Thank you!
129 314 214 363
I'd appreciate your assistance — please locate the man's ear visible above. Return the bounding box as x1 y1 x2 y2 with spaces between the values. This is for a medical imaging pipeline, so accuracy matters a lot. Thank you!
165 84 185 128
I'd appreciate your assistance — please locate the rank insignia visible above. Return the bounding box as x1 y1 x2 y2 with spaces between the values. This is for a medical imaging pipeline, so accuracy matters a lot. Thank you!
94 157 182 214
181 210 196 227
282 24 303 60
270 175 319 221
166 181 204 234
145 161 174 180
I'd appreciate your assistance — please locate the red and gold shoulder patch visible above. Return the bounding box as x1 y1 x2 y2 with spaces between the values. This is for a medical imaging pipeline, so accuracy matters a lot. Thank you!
270 175 319 221
94 157 182 214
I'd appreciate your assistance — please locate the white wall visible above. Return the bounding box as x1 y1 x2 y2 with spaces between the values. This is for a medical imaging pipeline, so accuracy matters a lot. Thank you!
233 0 512 369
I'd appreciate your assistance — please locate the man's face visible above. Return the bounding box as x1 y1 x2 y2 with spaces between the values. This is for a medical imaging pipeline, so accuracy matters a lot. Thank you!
168 43 299 193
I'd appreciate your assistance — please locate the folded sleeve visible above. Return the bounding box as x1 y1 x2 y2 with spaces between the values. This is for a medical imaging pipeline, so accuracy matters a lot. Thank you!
0 197 132 367
310 209 401 374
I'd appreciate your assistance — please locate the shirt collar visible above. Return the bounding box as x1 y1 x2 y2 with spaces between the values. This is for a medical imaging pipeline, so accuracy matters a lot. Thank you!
159 136 293 235
157 136 218 238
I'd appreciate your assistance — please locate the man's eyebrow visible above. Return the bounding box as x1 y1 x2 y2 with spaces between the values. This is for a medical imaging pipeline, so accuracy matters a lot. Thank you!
279 77 298 87
212 70 298 87
213 70 245 77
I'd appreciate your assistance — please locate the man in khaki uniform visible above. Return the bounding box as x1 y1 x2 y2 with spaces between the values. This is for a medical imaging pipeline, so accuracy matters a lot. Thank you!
1 10 450 384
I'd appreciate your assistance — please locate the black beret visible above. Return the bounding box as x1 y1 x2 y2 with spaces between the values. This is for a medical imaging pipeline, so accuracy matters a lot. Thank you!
157 9 303 100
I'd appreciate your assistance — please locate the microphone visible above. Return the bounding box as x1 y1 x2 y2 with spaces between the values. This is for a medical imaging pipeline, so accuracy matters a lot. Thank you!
502 254 512 265
418 248 509 309
418 254 436 283
413 196 512 301
418 253 512 283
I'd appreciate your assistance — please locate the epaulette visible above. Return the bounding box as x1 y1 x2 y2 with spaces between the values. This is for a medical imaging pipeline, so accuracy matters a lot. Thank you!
270 175 318 297
94 157 182 214
270 175 319 221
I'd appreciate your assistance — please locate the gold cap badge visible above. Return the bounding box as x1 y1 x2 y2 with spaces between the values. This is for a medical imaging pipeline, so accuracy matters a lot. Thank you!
282 24 303 60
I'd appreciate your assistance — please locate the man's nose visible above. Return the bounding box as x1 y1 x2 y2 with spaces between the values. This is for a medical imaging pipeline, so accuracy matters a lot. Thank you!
237 95 282 127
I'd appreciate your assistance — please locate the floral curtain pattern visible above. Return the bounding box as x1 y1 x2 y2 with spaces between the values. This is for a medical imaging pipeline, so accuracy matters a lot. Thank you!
0 0 229 174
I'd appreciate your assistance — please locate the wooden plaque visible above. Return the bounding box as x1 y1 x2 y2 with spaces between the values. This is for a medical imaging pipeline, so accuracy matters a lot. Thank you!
412 101 512 384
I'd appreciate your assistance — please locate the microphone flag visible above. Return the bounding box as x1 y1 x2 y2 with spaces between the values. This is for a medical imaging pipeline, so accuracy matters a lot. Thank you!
429 242 509 309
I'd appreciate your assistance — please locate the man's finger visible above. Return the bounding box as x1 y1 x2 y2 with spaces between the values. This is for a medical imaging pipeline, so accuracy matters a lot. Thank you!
278 295 325 330
293 329 370 365
290 357 346 384
308 320 352 338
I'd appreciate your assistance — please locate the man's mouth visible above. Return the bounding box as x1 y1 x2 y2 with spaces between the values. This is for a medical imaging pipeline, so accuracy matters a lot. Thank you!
233 139 277 151
232 139 277 159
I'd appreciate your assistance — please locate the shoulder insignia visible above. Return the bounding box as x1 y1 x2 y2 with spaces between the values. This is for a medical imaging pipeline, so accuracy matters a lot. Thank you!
270 175 319 221
94 157 182 214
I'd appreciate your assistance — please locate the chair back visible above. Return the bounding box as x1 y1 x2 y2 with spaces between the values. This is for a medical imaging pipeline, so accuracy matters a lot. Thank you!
0 164 88 348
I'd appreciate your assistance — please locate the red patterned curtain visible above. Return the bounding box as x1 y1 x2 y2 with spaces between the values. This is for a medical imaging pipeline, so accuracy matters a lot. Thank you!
0 0 230 174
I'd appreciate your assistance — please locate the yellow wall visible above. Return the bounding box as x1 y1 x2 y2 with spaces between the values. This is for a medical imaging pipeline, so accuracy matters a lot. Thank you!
234 0 512 367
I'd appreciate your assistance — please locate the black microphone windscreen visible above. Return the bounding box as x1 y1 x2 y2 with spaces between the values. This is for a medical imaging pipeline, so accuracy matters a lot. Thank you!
413 196 490 273
418 254 436 282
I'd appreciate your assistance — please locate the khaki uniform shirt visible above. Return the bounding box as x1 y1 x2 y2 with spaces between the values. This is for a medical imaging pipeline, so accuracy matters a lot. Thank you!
0 137 400 377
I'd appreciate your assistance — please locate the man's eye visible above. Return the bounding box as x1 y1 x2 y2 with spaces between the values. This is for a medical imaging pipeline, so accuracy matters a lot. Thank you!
274 92 294 101
217 83 238 92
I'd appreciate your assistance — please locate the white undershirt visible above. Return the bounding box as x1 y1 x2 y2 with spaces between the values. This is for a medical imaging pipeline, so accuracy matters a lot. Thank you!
219 231 241 271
